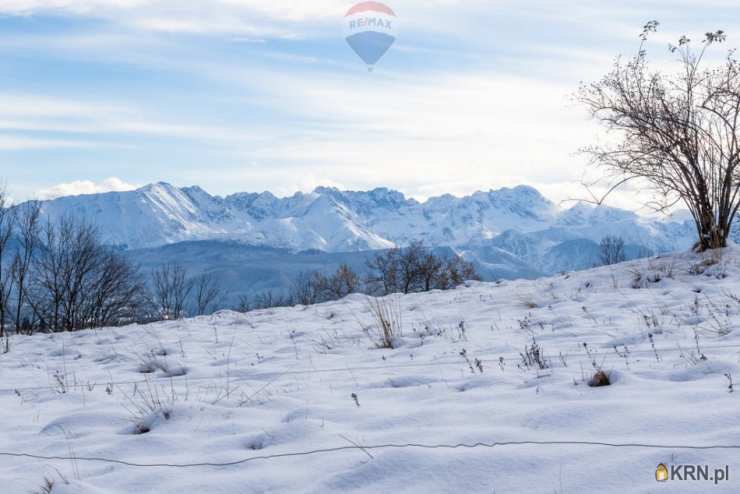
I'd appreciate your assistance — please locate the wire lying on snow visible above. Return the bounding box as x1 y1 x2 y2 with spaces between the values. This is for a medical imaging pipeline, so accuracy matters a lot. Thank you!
2 440 740 469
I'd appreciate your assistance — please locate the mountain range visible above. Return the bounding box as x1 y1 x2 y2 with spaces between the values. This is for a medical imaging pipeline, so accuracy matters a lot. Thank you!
31 182 697 282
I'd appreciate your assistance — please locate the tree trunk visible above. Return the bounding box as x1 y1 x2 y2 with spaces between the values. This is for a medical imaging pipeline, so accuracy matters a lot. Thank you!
694 212 728 252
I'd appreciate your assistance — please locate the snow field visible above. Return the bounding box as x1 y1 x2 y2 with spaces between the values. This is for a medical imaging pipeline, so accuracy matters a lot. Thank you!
2 248 740 492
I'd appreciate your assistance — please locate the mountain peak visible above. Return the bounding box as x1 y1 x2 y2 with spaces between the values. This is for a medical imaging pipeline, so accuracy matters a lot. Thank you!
138 181 176 191
26 182 695 255
313 186 340 195
486 185 552 206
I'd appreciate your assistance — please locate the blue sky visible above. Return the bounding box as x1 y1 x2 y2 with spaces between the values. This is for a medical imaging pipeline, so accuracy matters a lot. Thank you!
1 0 739 208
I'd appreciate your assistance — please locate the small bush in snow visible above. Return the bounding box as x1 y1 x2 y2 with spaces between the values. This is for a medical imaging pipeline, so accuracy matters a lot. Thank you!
588 370 611 387
519 339 549 370
366 296 403 349
122 379 176 434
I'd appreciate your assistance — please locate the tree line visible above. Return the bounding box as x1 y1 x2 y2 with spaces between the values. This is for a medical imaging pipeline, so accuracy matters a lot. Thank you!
285 241 480 308
0 198 152 336
230 242 480 311
0 189 481 334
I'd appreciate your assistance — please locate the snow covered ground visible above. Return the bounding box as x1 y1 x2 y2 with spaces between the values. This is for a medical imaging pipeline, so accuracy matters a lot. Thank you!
3 248 740 493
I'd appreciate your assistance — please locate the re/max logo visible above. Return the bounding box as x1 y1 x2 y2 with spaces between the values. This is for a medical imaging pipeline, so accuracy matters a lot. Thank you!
662 464 730 484
348 18 393 30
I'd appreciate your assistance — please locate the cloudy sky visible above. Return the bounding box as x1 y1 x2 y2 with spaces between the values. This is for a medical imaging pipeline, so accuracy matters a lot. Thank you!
1 0 739 208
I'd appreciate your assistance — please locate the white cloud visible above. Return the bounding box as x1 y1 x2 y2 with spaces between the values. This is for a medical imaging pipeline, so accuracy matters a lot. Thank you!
0 135 100 150
0 92 270 146
0 0 349 37
2 0 739 46
4 0 738 212
36 177 138 200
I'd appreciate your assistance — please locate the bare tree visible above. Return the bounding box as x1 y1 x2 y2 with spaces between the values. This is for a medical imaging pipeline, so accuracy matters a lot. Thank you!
397 241 425 294
366 247 400 295
367 243 480 295
235 294 252 313
0 188 15 336
599 235 626 266
290 270 324 306
578 22 740 251
418 251 443 292
28 216 146 331
398 242 478 293
59 219 98 330
193 273 221 316
151 263 192 320
251 290 291 310
12 201 40 333
86 249 147 328
290 264 360 306
31 218 72 330
436 255 480 290
326 264 360 299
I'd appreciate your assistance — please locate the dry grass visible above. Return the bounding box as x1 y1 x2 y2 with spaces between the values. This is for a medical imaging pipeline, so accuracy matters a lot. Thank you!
32 478 55 494
121 378 177 434
366 295 403 349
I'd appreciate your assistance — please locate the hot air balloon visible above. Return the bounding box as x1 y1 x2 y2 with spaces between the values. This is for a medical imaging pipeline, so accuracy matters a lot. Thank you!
344 2 397 70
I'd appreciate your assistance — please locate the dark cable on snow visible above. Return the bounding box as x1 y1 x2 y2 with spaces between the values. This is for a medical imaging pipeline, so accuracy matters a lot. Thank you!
1 440 740 469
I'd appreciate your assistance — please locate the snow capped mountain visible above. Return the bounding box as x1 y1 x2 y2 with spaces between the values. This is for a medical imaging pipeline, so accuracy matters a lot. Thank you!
37 183 393 252
31 182 697 276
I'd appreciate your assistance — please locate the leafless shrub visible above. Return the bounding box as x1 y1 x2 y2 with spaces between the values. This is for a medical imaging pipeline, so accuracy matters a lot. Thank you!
290 270 324 306
151 263 192 320
366 295 403 349
0 187 14 337
121 378 177 434
12 201 41 333
235 294 252 313
700 295 734 336
326 264 360 299
599 236 626 266
193 273 221 316
437 255 480 290
518 338 550 370
252 290 291 310
578 22 740 252
366 248 400 295
291 264 361 306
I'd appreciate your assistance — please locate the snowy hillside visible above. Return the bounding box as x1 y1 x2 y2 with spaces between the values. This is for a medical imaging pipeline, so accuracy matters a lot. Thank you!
33 184 696 271
2 248 740 493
